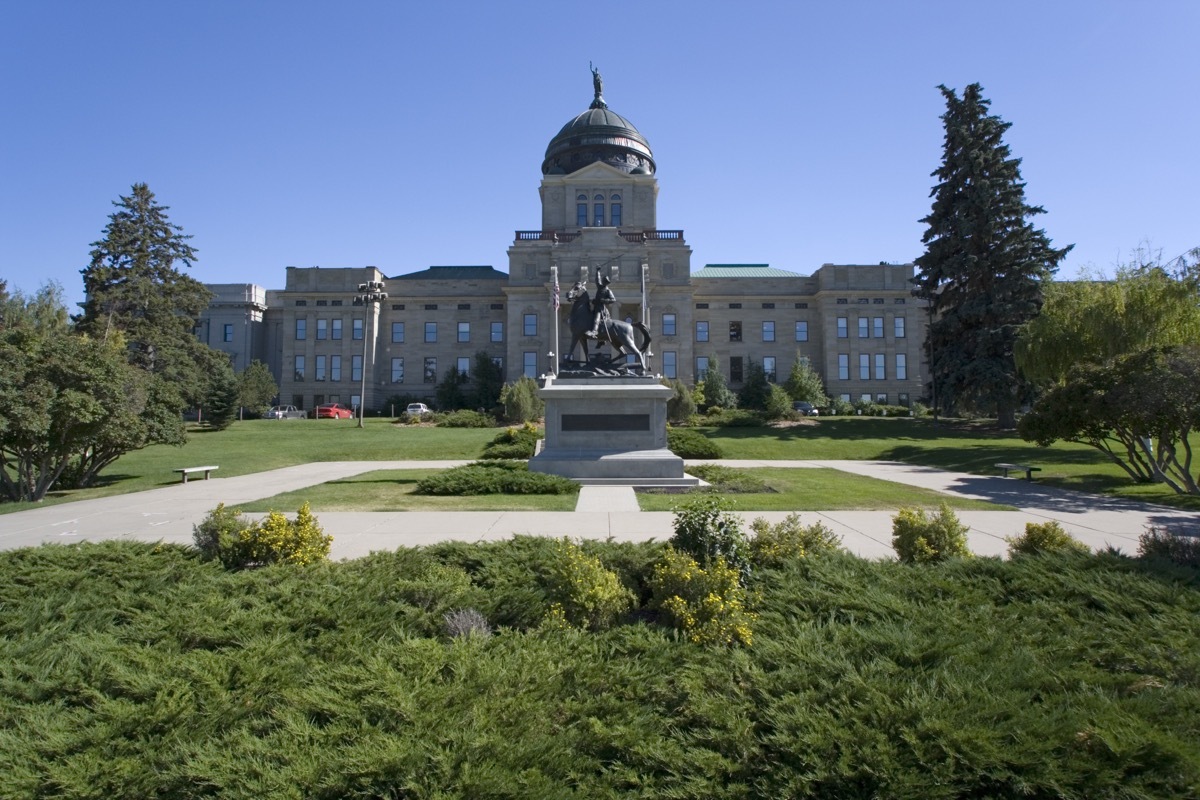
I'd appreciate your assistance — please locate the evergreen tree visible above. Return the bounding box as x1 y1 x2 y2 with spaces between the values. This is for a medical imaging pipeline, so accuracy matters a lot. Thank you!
435 365 470 411
913 84 1072 428
737 359 771 411
470 351 505 411
783 354 829 405
203 360 240 430
700 355 737 410
238 359 279 417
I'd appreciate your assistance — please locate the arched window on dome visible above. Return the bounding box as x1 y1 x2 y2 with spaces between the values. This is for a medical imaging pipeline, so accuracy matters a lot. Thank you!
576 194 587 227
593 194 605 227
610 194 622 227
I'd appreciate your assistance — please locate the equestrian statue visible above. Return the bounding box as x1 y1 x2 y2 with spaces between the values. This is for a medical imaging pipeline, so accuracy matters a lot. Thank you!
563 272 651 374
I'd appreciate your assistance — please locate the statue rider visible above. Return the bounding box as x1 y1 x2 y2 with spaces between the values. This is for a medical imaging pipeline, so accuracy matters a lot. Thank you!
585 272 616 339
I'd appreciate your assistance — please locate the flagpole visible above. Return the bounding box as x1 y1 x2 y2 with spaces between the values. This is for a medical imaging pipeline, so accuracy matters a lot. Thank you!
550 264 560 376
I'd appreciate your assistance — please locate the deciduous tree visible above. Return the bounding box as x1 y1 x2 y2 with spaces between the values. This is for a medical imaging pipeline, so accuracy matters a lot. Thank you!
783 354 828 405
237 359 279 417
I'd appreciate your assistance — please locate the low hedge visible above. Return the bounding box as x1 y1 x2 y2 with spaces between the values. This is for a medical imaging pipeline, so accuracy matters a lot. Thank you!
414 461 578 496
668 428 724 459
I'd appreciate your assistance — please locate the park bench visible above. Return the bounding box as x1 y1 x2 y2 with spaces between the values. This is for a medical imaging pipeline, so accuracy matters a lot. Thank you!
173 466 219 484
995 462 1041 481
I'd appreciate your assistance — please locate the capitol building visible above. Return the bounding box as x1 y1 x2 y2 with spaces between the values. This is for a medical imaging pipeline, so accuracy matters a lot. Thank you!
196 76 927 412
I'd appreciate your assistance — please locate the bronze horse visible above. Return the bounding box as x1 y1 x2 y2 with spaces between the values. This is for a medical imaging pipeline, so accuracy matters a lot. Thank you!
564 279 651 372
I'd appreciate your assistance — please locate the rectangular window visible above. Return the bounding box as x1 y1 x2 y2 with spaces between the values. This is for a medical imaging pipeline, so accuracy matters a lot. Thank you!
876 393 888 404
729 321 742 342
351 394 361 411
391 357 404 383
696 321 709 342
353 318 363 341
859 354 870 380
840 394 851 403
316 319 327 340
523 351 537 378
294 355 306 381
896 353 908 380
763 356 777 382
491 321 503 342
315 355 326 382
696 356 709 378
762 321 775 342
662 313 677 336
331 319 342 340
223 324 234 342
875 353 886 380
457 303 470 311
858 318 869 338
330 355 342 381
593 203 604 226
351 354 363 382
295 319 306 340
730 356 744 384
391 322 404 343
424 357 437 384
895 317 906 338
838 354 849 380
795 320 808 341
663 350 677 379
873 317 884 338
457 356 470 376
577 203 587 227
425 322 437 343
610 203 621 227
837 317 848 338
458 322 470 343
523 314 537 336
898 392 910 406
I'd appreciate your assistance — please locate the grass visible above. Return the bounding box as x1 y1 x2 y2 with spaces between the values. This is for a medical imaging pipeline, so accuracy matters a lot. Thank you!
239 469 579 512
1 538 1197 798
637 467 1011 511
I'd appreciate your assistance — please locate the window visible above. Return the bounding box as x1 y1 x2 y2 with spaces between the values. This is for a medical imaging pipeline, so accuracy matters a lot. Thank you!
523 351 537 378
838 354 849 380
696 321 709 342
223 324 234 342
876 393 888 404
316 319 327 340
391 357 404 383
312 394 323 407
795 320 808 341
730 356 743 383
295 319 306 340
837 317 848 338
859 354 870 380
761 302 775 309
896 353 907 380
594 194 604 226
695 302 709 309
873 317 884 338
839 394 851 403
875 353 886 380
457 303 471 311
331 355 342 381
663 350 677 379
331 319 343 340
425 322 437 343
315 355 326 382
391 303 405 311
353 318 363 341
491 321 504 342
895 317 906 338
662 313 676 336
424 304 438 311
295 355 306 381
490 303 504 311
457 357 470 376
861 393 873 404
523 314 537 336
351 354 363 382
391 322 404 343
696 356 709 378
610 201 621 227
458 322 470 343
351 394 361 411
576 197 587 227
898 392 910 406
729 321 742 342
294 300 307 306
858 318 869 338
763 356 777 382
762 321 775 342
330 300 342 306
424 357 437 383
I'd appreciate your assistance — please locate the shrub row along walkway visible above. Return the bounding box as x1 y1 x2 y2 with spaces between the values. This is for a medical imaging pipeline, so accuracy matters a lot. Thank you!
0 460 1196 560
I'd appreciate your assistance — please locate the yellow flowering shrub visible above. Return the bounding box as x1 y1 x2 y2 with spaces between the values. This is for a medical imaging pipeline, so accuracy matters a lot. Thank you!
891 503 971 564
649 547 755 646
194 502 332 569
543 539 633 630
748 513 842 567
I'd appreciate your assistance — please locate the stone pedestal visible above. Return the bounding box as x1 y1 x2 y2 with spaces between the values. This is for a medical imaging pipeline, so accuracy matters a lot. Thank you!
529 375 698 487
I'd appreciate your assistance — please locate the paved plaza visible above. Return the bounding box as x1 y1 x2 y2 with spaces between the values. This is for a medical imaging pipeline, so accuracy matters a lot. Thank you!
2 460 1197 560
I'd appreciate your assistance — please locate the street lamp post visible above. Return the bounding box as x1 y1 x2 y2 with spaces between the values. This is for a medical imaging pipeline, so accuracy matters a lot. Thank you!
355 280 387 429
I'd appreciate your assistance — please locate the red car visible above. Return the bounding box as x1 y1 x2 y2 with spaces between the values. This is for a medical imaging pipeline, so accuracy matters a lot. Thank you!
314 403 354 419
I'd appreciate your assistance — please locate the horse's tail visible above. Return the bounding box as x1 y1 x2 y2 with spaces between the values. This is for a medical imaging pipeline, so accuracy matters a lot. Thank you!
634 322 651 354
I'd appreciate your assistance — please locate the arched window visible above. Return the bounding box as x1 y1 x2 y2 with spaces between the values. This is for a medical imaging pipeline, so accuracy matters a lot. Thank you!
593 193 605 226
610 193 622 227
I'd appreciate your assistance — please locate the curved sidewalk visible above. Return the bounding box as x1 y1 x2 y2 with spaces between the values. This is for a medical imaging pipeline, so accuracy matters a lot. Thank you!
0 460 1195 560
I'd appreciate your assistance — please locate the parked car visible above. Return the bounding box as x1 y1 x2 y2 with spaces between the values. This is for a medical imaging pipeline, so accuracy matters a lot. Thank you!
263 405 306 420
406 403 431 415
792 401 819 417
314 403 354 419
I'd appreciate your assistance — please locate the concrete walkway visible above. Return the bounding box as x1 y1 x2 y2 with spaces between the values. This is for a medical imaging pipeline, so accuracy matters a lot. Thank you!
1 460 1196 561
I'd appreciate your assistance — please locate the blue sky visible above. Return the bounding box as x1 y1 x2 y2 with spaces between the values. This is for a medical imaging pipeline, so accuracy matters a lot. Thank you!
2 1 1196 312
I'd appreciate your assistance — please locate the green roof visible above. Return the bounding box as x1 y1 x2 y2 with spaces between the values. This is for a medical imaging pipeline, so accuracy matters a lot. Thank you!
692 264 803 279
392 266 506 281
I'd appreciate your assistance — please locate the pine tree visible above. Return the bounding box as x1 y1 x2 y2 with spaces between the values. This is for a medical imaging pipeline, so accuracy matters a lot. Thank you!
913 84 1072 428
237 359 279 417
783 354 828 405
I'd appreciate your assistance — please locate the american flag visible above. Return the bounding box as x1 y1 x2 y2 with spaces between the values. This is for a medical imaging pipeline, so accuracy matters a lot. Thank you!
552 271 560 310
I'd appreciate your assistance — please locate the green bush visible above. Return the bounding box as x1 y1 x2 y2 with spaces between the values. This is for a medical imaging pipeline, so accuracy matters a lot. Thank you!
436 409 495 428
667 427 723 459
649 547 755 646
500 376 544 423
764 384 793 420
891 503 971 563
748 513 843 567
688 463 770 493
1138 527 1200 568
700 408 764 427
664 377 697 423
480 422 543 459
415 461 578 496
1007 521 1090 557
671 494 748 580
193 502 332 569
543 539 634 630
829 397 854 416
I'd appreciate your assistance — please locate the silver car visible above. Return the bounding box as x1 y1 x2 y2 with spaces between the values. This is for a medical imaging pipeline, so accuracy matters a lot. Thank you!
264 405 306 419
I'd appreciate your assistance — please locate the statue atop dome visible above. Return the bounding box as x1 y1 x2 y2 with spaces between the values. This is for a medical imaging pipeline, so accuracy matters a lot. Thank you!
589 62 606 109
